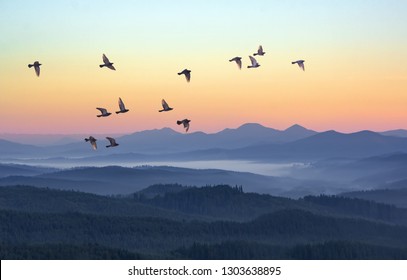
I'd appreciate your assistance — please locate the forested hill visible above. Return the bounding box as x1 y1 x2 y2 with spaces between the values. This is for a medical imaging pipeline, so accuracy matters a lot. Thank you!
174 240 407 260
2 184 407 259
1 208 407 259
134 184 407 224
2 184 407 224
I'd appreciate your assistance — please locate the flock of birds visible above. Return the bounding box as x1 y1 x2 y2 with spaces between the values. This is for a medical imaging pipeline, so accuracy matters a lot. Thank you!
28 45 305 151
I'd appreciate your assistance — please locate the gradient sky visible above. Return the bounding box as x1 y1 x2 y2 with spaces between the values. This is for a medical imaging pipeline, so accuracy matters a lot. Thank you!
1 0 407 134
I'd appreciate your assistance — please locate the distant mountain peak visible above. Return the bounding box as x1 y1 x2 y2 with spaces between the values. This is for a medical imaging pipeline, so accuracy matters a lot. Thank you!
237 123 269 130
158 127 178 133
150 127 177 133
218 123 276 135
350 130 378 136
128 127 179 137
285 124 308 132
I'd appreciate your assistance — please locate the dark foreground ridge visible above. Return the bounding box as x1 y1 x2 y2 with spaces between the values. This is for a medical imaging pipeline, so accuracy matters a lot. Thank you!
1 184 407 259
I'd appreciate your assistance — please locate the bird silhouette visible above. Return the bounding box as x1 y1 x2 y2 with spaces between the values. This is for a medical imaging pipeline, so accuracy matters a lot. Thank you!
84 136 97 150
229 57 242 69
253 45 265 56
116 97 129 114
247 56 260 68
177 119 191 132
99 54 116 70
96 108 112 117
106 137 119 148
159 99 173 112
178 69 191 82
292 60 305 71
28 61 41 77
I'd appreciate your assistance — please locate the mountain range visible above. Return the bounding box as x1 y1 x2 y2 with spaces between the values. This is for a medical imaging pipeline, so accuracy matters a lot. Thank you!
2 123 407 163
0 123 316 156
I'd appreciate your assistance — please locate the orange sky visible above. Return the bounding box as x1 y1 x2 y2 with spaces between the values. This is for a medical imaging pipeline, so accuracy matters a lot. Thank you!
1 1 407 134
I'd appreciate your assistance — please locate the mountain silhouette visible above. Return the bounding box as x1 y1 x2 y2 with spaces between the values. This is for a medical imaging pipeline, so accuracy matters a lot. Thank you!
3 125 407 162
0 164 56 178
227 130 407 161
0 139 43 156
380 129 407 138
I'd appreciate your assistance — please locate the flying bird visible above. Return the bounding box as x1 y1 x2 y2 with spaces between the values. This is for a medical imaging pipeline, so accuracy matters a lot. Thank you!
96 108 112 117
116 97 129 114
158 99 173 112
28 61 41 77
84 136 97 150
177 119 191 132
229 57 242 69
99 54 116 70
247 56 260 68
106 137 119 148
253 45 265 56
178 69 191 82
292 60 305 71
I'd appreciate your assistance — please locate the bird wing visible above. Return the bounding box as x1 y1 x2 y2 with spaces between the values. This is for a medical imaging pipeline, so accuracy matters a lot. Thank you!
106 137 116 145
102 54 110 64
34 65 40 77
299 61 305 71
91 140 97 150
118 98 125 111
185 71 191 82
258 45 263 53
162 99 169 110
236 59 242 69
249 56 257 66
107 64 116 70
185 122 190 132
96 107 107 114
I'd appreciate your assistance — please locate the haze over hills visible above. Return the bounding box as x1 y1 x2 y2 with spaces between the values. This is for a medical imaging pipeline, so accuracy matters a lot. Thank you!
290 152 407 188
1 124 407 200
0 134 79 146
0 165 343 197
0 139 44 157
0 163 57 177
2 151 407 198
